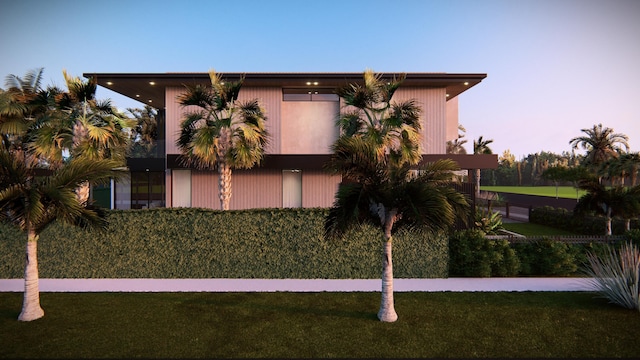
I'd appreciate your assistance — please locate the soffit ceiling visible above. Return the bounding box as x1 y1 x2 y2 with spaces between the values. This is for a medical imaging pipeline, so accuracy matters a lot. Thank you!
82 72 487 109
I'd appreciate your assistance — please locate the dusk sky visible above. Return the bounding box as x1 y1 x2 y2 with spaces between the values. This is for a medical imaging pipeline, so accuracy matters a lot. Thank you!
1 0 638 159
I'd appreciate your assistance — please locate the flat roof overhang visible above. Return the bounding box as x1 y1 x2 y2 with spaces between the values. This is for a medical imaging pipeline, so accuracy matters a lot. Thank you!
83 72 487 109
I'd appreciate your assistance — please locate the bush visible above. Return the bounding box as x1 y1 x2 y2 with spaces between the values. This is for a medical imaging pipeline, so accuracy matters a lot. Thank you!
513 239 578 276
582 241 640 311
449 229 520 277
0 208 448 279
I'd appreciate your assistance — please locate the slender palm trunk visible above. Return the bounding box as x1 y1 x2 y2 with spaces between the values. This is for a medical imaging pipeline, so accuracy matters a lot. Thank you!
75 181 90 205
378 209 398 322
475 168 481 198
218 161 232 211
18 228 44 321
625 219 631 232
606 208 612 236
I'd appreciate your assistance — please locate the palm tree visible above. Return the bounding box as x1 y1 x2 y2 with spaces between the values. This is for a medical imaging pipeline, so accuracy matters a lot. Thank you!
473 136 493 197
600 152 640 187
575 177 639 235
28 72 132 204
0 147 123 321
177 69 269 210
569 123 629 169
335 69 422 166
128 105 159 157
447 125 468 155
0 68 49 156
326 70 468 322
325 137 469 322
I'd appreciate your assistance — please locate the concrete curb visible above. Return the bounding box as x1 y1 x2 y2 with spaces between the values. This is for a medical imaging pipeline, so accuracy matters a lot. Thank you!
0 278 598 292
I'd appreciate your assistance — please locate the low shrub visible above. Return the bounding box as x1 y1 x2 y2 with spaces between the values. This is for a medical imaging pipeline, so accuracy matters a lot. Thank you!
449 229 520 277
512 239 578 276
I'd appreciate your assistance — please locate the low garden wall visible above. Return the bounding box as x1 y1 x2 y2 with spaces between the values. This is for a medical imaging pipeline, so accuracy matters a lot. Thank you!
0 208 448 279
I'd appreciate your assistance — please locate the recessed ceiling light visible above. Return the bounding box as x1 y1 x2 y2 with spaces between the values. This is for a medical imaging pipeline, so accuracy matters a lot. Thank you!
446 94 450 97
313 82 318 86
136 94 140 98
106 81 113 86
148 99 152 103
149 81 156 85
463 82 469 86
306 82 311 85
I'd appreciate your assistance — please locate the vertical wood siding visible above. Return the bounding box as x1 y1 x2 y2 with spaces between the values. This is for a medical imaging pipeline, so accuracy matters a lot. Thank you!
446 96 459 142
302 171 341 208
191 170 219 209
393 88 447 154
165 86 183 155
237 87 281 154
166 86 281 155
190 169 283 210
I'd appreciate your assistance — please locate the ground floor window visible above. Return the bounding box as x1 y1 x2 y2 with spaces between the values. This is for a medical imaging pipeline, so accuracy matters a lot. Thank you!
111 171 166 209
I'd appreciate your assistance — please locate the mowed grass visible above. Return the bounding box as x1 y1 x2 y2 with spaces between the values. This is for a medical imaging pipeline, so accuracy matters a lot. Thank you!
481 186 585 199
502 222 577 236
1 292 639 358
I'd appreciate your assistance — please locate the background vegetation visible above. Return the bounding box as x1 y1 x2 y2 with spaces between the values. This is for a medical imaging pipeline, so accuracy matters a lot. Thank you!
0 208 448 279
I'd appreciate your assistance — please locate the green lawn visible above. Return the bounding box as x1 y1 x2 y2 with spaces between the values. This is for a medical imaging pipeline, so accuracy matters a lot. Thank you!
1 292 639 358
502 222 577 236
481 186 585 199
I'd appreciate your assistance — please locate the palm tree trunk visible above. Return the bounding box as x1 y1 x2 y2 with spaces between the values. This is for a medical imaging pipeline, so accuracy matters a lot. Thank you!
218 161 232 211
606 209 612 236
475 168 481 198
75 181 90 205
625 219 631 232
18 228 44 321
378 209 398 322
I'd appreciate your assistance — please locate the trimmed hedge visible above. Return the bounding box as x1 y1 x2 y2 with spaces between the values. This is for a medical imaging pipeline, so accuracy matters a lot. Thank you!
0 208 448 279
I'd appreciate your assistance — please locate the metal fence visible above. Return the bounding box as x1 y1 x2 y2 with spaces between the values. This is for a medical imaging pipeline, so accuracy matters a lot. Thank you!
486 234 625 244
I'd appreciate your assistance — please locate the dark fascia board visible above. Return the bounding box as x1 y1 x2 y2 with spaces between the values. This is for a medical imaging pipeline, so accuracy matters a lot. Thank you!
83 72 487 110
166 153 497 171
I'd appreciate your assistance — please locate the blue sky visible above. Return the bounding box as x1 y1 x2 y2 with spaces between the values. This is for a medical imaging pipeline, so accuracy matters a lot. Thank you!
1 0 638 159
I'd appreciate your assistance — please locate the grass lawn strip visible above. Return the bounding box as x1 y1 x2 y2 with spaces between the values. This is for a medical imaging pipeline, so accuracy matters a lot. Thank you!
481 185 585 199
1 292 638 358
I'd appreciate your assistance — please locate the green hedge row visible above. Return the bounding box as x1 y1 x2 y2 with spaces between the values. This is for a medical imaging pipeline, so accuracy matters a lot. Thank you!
530 206 640 235
448 229 616 277
0 208 448 279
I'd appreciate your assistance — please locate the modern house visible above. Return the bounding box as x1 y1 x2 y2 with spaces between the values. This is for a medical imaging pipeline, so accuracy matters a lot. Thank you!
83 71 497 210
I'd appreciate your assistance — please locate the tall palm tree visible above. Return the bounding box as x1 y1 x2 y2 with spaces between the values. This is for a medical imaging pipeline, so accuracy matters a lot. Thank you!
128 105 158 157
473 136 493 197
569 123 629 168
327 70 468 322
335 69 422 167
177 69 268 210
24 71 132 203
599 152 640 187
325 137 469 322
0 147 123 321
446 124 468 155
0 68 49 156
575 177 639 235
